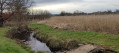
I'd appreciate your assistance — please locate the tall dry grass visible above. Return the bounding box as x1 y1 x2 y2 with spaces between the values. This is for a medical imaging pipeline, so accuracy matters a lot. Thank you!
39 14 119 34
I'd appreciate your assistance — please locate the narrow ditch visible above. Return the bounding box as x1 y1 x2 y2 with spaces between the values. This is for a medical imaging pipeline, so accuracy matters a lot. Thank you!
24 31 51 53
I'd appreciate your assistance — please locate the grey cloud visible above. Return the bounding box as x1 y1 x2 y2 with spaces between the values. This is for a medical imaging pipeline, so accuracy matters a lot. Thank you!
34 0 83 4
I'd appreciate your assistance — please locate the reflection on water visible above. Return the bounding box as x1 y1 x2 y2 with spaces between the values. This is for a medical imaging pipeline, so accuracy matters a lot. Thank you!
25 32 51 53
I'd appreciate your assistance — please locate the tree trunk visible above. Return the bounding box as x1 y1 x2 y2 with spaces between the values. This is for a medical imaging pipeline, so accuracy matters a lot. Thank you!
0 18 4 27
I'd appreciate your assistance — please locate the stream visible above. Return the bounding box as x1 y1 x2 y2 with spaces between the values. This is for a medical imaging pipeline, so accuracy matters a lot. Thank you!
23 32 116 53
24 32 51 53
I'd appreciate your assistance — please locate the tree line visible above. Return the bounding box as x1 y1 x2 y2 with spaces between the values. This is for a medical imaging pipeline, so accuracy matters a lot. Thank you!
58 10 119 16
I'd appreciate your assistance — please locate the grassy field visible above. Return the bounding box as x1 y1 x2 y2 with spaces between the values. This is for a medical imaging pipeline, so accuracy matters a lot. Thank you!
0 27 32 53
39 14 119 34
30 22 119 52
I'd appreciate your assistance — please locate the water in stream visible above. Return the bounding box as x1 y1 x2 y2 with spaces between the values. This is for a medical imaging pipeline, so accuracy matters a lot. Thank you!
25 32 51 53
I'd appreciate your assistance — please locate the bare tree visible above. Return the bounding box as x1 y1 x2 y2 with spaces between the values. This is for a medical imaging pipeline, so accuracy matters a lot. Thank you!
29 10 51 20
0 0 32 27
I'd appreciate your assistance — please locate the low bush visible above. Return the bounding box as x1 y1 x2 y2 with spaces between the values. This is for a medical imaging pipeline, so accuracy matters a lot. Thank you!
6 25 31 41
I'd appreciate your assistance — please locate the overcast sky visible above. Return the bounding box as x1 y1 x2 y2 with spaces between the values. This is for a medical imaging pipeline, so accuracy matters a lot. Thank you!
30 0 119 14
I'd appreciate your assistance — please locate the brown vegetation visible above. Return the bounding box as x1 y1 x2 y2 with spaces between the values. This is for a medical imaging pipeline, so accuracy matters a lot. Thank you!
39 14 119 34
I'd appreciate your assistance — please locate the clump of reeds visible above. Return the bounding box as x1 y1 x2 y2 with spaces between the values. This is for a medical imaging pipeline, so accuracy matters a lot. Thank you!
64 40 79 49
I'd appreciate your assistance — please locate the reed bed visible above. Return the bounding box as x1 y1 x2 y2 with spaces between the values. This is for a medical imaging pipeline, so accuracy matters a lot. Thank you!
39 14 119 34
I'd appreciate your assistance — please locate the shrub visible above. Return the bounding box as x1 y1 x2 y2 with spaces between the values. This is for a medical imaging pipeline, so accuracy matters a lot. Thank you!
6 25 31 41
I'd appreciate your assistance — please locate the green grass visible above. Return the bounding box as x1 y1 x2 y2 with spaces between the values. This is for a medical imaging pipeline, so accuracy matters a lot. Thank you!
30 22 119 52
0 27 32 53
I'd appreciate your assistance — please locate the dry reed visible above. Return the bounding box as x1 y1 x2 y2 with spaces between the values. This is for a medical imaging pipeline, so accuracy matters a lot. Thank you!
39 14 119 34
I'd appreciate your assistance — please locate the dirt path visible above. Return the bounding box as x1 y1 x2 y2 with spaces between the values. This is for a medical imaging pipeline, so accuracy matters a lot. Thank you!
66 44 96 53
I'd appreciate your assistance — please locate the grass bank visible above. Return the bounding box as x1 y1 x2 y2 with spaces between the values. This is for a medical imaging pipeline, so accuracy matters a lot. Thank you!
30 23 119 52
0 27 32 53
